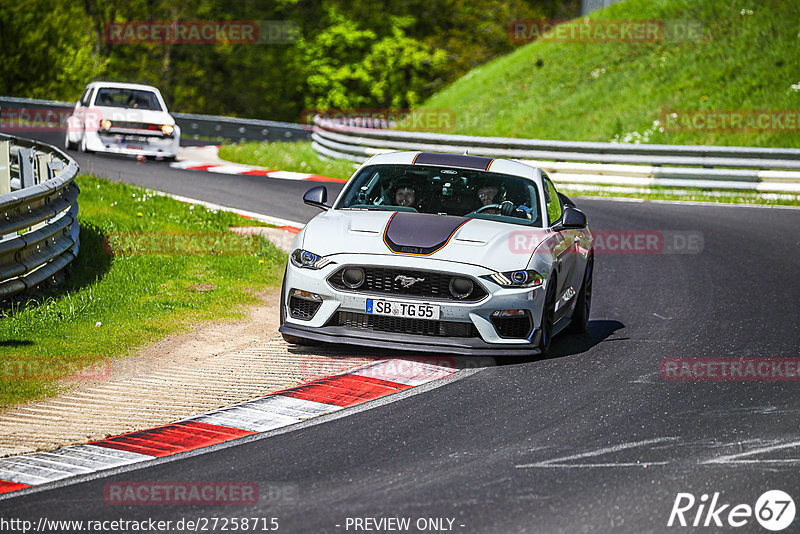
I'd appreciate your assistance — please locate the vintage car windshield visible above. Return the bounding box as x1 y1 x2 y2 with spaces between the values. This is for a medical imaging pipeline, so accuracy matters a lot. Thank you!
335 164 543 226
94 88 163 111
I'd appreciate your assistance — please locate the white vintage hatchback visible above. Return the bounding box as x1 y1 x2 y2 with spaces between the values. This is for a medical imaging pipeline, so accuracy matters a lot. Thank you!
65 82 180 159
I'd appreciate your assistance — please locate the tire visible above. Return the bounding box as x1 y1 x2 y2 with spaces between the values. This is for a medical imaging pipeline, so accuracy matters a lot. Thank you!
64 133 77 151
79 134 93 154
568 252 593 334
279 272 316 346
537 274 557 356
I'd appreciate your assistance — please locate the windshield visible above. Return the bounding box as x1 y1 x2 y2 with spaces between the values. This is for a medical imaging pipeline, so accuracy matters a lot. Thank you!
94 88 163 111
335 164 542 226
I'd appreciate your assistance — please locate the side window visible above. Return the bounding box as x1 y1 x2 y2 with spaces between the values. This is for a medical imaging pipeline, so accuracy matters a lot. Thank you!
78 88 90 106
545 177 562 225
80 88 94 107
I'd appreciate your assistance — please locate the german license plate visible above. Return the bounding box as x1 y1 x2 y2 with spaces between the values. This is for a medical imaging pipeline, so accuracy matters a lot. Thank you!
366 299 440 320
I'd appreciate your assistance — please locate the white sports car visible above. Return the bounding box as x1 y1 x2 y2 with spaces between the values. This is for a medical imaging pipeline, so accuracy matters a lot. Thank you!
65 81 180 159
280 152 594 356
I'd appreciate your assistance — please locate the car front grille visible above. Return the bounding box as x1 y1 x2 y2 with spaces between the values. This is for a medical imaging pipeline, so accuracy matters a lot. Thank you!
289 296 321 320
327 266 487 302
105 122 172 136
331 311 480 338
491 315 533 339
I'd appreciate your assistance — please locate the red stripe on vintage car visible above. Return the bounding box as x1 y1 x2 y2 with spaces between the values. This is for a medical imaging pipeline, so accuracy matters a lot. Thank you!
90 421 255 457
281 374 411 407
0 479 30 494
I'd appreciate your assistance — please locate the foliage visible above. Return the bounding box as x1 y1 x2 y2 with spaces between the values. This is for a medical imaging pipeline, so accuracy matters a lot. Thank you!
0 0 106 101
0 0 573 121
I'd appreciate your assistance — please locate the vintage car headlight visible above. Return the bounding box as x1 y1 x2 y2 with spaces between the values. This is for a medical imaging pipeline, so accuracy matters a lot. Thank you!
290 249 332 269
100 119 112 131
160 124 175 135
484 269 544 288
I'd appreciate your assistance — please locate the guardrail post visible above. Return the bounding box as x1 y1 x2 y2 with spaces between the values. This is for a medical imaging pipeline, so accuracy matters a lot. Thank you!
0 140 9 194
48 159 64 177
18 147 35 189
35 152 52 183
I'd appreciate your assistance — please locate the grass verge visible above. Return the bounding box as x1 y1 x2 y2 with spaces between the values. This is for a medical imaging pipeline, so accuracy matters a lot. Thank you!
419 0 800 148
0 175 286 408
219 141 356 180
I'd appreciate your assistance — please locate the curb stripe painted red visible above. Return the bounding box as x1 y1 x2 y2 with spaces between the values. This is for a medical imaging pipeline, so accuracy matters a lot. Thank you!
282 374 411 407
0 480 30 494
0 359 457 497
171 161 344 183
91 421 256 457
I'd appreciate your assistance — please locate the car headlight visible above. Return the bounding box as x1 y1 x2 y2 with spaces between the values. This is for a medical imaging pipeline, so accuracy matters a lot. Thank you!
290 249 332 269
161 124 174 135
484 269 544 288
100 119 112 130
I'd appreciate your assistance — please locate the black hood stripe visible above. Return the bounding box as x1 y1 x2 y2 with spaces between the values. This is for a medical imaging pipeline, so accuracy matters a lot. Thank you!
383 212 470 256
412 152 494 171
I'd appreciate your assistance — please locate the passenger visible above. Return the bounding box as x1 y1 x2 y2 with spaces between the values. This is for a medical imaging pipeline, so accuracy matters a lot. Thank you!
395 184 416 208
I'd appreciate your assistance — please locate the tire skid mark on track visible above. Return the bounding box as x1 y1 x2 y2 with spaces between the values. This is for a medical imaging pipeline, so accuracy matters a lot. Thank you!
0 359 457 498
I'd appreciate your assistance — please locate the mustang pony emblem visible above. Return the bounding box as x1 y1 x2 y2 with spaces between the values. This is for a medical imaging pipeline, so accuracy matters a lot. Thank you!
395 275 425 288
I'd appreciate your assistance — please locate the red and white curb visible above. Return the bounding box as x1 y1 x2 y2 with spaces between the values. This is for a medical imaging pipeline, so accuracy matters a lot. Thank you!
0 359 456 497
171 145 343 183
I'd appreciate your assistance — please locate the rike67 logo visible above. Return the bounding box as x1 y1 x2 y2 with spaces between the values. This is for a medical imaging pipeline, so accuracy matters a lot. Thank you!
668 490 796 531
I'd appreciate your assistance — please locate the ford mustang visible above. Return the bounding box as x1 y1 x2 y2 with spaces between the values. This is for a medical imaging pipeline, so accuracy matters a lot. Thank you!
279 152 593 356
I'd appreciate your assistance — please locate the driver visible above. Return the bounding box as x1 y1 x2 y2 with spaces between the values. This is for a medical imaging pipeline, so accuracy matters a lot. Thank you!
474 179 534 219
475 180 514 216
477 184 500 207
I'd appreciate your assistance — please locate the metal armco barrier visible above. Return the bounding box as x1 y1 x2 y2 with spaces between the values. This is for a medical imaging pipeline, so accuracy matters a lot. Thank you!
0 134 80 300
311 116 800 192
0 96 310 143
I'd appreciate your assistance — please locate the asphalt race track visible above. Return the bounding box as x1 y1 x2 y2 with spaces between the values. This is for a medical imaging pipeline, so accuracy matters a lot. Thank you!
2 136 800 532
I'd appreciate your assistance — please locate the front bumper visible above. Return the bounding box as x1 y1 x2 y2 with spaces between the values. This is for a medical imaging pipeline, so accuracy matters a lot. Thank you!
85 131 179 157
280 254 547 356
280 322 542 356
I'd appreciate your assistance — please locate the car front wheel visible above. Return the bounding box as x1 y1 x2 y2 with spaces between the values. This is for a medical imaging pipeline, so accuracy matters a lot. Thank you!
568 252 593 334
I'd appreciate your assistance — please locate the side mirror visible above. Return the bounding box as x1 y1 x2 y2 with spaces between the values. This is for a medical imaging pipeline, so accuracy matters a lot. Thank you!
560 206 587 229
303 185 330 210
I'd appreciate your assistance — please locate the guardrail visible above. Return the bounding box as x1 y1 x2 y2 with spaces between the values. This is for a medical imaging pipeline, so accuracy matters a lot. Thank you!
0 96 310 143
311 116 800 192
0 134 80 300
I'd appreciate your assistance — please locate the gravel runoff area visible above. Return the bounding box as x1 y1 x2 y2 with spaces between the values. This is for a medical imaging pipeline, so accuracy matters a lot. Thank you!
0 289 376 457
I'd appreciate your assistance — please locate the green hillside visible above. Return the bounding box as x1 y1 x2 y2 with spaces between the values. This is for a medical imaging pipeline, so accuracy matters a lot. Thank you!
419 0 800 147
